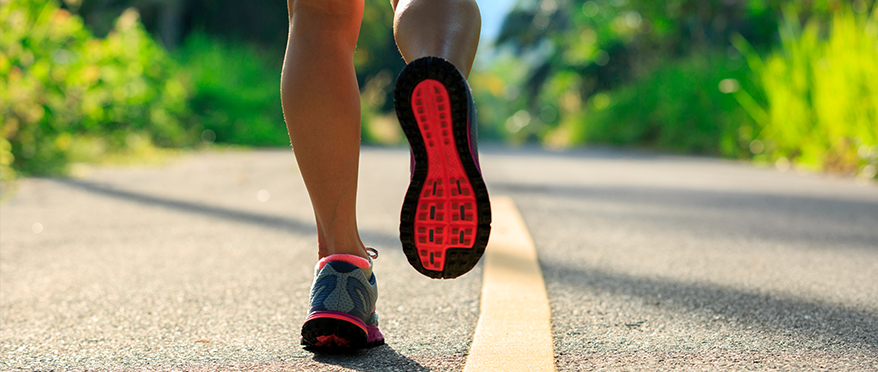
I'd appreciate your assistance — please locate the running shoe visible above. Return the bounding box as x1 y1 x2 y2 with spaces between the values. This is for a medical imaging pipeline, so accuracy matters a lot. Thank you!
394 56 491 279
301 249 384 350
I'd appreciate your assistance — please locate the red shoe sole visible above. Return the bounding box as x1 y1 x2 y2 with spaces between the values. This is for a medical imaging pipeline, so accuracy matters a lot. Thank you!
301 312 384 350
395 57 491 279
409 80 480 272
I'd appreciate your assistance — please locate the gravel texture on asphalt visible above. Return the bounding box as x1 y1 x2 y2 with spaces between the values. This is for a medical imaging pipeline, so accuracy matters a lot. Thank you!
3 147 877 371
481 147 878 371
1 149 480 371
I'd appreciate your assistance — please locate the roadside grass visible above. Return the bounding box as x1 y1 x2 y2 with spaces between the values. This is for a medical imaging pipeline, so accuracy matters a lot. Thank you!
733 7 878 179
545 5 877 180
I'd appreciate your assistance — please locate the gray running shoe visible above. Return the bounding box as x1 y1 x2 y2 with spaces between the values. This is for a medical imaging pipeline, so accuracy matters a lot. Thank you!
300 249 384 350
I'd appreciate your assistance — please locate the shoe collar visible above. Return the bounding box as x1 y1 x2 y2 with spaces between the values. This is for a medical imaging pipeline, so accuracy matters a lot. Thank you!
315 252 373 271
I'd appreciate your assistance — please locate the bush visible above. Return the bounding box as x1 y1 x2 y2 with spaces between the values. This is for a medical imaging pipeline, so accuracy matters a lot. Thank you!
547 52 757 156
0 0 193 177
468 55 531 143
734 8 878 178
176 33 289 147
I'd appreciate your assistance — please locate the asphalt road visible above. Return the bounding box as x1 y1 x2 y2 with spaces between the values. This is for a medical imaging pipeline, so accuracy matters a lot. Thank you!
483 148 878 370
2 146 877 371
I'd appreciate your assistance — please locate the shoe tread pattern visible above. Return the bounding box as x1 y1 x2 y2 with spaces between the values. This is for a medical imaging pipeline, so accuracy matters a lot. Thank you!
301 318 385 350
394 57 492 279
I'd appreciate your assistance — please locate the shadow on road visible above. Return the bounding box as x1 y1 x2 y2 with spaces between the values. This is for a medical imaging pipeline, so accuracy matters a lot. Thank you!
311 344 429 371
490 181 878 349
53 178 398 243
493 182 878 249
486 241 876 351
511 244 878 350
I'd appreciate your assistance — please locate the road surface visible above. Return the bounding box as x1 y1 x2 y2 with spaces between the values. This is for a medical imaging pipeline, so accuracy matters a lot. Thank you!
2 146 877 370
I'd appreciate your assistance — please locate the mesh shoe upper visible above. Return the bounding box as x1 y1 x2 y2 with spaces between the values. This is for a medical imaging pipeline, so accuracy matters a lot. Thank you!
308 260 379 327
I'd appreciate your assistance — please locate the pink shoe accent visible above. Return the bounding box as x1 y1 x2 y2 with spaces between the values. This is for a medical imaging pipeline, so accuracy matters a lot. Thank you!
366 325 384 344
316 254 371 270
305 311 368 334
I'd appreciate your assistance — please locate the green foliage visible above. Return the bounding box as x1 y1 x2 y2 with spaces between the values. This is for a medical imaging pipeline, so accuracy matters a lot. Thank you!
176 33 288 147
174 0 404 147
734 7 878 177
469 56 533 143
494 0 876 147
356 0 406 107
548 53 756 155
0 0 415 180
0 0 192 177
356 0 408 145
496 0 784 112
69 0 290 51
491 0 877 181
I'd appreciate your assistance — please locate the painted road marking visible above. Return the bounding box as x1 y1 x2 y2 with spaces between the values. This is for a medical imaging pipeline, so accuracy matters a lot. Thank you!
464 197 556 371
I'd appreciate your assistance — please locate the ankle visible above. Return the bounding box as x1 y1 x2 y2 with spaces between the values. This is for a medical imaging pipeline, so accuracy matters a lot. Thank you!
317 248 374 279
316 221 368 259
318 242 368 260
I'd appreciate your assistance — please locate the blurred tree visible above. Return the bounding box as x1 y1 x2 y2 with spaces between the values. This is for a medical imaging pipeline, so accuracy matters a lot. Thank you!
66 0 405 111
65 0 404 85
492 0 877 148
62 0 407 147
65 0 288 51
1 0 193 176
496 0 785 111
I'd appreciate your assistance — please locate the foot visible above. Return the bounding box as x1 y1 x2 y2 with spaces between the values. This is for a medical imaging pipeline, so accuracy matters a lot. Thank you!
394 57 492 279
301 249 384 350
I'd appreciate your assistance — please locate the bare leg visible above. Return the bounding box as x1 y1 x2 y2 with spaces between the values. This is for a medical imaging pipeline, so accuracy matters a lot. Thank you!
391 0 481 77
281 0 367 259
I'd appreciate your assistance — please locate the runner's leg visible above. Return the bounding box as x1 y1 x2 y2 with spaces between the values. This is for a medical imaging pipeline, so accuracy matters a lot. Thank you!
281 0 367 259
391 0 489 278
391 0 481 76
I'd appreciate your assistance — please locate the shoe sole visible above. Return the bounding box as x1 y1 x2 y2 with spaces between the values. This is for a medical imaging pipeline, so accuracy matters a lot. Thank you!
394 57 491 279
301 311 384 350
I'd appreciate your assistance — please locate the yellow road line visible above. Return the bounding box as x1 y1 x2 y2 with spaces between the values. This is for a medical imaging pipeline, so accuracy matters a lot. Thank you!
464 196 556 371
